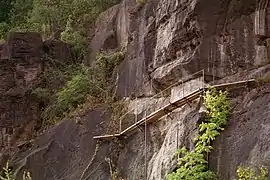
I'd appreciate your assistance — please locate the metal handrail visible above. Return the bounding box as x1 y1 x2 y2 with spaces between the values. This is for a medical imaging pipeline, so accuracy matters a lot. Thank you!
119 69 205 132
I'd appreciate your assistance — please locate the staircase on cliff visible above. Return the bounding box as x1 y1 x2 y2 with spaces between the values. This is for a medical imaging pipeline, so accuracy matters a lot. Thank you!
93 70 256 140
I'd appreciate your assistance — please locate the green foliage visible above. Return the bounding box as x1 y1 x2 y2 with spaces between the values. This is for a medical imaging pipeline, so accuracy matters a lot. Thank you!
0 161 14 180
31 87 51 103
41 49 125 125
57 65 91 113
0 0 120 46
0 0 13 22
168 88 230 180
0 0 13 39
41 64 92 123
94 50 125 87
8 0 33 30
41 60 83 91
204 88 230 126
60 16 88 59
0 162 31 180
0 23 9 39
237 166 268 180
168 147 217 180
0 0 33 39
26 0 120 38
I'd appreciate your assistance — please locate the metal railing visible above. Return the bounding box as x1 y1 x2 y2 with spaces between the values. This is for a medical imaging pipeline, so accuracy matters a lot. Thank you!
119 69 205 133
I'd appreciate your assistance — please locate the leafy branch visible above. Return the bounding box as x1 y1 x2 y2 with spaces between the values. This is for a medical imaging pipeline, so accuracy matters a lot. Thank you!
168 88 230 180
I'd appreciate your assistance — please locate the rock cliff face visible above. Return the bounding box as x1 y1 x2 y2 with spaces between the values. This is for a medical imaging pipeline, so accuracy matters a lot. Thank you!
0 32 73 171
210 82 270 179
0 0 270 180
0 33 43 160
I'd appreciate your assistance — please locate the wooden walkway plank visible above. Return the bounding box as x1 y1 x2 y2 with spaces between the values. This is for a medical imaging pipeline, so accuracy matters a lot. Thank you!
93 134 121 140
93 79 257 140
212 79 255 90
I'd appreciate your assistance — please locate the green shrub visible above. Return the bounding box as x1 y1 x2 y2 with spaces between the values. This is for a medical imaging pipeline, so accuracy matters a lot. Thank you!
60 16 88 60
42 64 92 122
0 0 33 39
168 88 230 180
94 50 125 85
168 147 217 180
237 166 268 180
31 87 51 103
57 66 91 113
41 49 125 125
0 0 120 49
0 23 9 40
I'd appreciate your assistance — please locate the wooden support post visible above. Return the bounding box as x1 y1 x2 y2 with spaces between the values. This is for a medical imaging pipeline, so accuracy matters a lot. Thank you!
144 110 147 179
169 102 179 110
119 118 122 133
183 97 192 107
202 69 205 89
135 97 138 123
137 124 144 132
163 108 174 119
176 121 179 150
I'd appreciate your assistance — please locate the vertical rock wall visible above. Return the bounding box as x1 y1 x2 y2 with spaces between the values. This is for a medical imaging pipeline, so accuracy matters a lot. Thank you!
0 33 43 154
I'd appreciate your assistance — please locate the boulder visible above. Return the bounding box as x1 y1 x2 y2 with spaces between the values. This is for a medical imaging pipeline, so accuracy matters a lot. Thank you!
1 32 43 62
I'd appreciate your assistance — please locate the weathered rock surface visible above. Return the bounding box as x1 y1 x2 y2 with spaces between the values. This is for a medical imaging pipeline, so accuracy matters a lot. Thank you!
1 0 270 180
11 108 110 180
0 33 43 157
91 4 121 55
210 84 270 179
90 0 270 96
0 33 74 171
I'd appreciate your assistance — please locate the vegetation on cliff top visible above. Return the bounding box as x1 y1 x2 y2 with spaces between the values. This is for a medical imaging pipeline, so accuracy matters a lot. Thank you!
0 0 120 58
0 0 120 38
32 49 125 127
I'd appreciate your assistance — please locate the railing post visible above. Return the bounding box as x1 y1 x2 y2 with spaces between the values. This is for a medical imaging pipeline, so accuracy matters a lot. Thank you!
202 69 205 89
135 97 138 123
119 118 122 133
144 109 147 179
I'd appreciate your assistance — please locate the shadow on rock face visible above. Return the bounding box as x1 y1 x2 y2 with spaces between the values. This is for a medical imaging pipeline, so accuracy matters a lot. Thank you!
11 108 112 180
